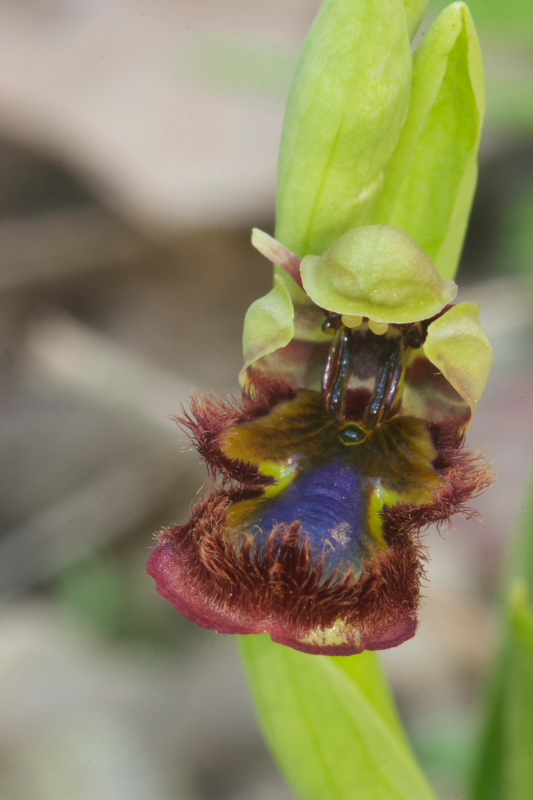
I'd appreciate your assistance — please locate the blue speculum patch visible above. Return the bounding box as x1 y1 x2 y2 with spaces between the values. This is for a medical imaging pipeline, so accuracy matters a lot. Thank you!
251 459 368 572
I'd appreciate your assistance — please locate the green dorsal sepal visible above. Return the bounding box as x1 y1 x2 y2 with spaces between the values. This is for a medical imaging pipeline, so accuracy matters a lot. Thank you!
300 224 457 324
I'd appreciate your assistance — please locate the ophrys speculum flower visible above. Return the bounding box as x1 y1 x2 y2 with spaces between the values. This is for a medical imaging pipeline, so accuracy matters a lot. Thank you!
148 223 493 655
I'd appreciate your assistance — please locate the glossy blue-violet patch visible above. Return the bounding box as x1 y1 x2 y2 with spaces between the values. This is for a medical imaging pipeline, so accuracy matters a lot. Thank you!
252 459 367 571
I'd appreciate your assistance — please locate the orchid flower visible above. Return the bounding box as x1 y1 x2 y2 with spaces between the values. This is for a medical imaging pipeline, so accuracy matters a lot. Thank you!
148 0 494 656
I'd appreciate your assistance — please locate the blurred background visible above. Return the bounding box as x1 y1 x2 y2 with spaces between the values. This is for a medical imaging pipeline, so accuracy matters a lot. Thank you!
0 1 531 798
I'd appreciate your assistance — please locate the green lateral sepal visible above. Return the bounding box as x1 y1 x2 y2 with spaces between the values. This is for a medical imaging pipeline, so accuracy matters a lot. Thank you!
424 302 493 416
242 276 294 375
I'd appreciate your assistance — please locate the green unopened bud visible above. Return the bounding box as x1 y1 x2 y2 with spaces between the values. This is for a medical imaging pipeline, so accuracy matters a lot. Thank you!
275 0 412 259
403 0 428 41
373 2 485 281
300 224 457 324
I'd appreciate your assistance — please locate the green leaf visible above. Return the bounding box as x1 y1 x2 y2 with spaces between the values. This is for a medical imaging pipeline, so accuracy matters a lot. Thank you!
240 635 438 800
242 276 294 371
372 2 485 281
509 580 533 659
330 652 408 742
470 483 533 800
469 650 508 800
275 0 412 259
506 580 533 799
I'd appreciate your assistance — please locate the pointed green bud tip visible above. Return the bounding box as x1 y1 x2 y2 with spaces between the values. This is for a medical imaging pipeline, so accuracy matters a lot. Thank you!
300 224 457 324
242 275 295 373
424 302 493 415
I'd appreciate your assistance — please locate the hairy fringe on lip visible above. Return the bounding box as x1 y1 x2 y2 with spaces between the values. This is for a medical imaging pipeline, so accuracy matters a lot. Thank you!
382 422 496 537
174 374 295 488
150 373 494 655
150 489 424 655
